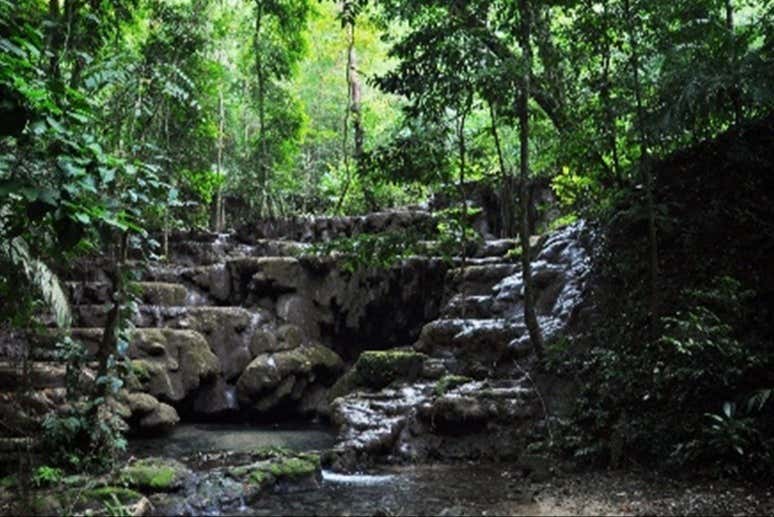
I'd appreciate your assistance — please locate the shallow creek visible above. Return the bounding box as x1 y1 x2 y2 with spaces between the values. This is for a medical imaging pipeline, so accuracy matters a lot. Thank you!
129 424 539 516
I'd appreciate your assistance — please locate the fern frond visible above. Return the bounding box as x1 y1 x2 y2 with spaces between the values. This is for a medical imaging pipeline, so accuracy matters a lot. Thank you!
1 237 72 329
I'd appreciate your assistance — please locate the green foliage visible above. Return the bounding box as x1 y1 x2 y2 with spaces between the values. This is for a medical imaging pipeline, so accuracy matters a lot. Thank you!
308 227 430 272
119 459 179 490
551 166 597 209
103 494 132 517
32 466 63 488
435 206 483 261
546 213 578 233
41 337 128 472
564 274 773 476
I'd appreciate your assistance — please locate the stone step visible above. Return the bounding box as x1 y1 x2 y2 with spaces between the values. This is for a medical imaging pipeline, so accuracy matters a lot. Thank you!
65 281 193 306
415 318 527 370
67 303 298 384
0 387 68 439
67 327 220 403
235 210 436 243
0 362 69 389
440 295 495 319
446 263 519 296
475 239 521 258
70 304 263 330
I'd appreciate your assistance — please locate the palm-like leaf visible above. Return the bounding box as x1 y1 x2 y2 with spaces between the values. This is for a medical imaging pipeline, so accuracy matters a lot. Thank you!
1 237 72 329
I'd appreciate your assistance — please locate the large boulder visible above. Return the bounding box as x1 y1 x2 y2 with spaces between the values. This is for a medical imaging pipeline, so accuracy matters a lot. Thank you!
327 349 428 402
236 345 343 414
127 329 220 403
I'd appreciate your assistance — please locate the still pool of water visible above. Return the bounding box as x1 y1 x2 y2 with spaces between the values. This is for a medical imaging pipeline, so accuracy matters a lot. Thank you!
247 464 537 516
129 424 539 516
129 422 337 457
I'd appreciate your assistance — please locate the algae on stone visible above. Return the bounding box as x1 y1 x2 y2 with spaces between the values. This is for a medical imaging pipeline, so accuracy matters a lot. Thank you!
231 450 321 489
119 458 187 492
82 486 144 504
434 375 473 396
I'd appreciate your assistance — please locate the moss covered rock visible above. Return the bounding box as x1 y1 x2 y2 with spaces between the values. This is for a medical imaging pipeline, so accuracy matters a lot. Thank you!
355 350 427 389
129 329 220 404
329 349 428 400
229 449 321 495
139 282 188 306
434 375 473 396
236 345 343 412
119 457 188 492
83 486 144 504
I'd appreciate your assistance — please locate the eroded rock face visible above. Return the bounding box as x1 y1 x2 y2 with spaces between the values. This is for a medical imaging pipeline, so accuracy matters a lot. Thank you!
236 345 344 415
328 221 591 469
328 378 539 471
126 329 220 403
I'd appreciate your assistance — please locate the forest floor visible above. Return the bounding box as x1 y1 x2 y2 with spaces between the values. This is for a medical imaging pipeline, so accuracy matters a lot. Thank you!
523 468 774 516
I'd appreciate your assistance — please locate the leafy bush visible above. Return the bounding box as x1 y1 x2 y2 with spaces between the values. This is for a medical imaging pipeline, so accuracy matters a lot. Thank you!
41 335 129 472
308 229 425 273
564 276 774 476
32 466 63 488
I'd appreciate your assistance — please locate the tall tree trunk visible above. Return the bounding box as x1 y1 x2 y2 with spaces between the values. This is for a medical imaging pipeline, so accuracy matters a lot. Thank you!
335 19 359 214
350 32 364 161
457 94 472 319
95 233 127 403
47 0 62 80
489 102 514 237
624 0 658 323
725 0 742 124
518 0 545 362
212 84 225 232
255 0 269 217
601 0 622 186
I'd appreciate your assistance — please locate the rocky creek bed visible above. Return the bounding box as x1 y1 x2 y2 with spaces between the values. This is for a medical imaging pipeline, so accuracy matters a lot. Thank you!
4 429 772 517
3 207 771 516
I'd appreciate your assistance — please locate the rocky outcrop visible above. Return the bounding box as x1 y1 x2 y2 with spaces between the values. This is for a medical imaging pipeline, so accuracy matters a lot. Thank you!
327 221 591 469
327 377 540 471
236 345 344 415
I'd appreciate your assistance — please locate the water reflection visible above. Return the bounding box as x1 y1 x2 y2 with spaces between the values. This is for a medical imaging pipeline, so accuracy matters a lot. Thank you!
130 422 336 457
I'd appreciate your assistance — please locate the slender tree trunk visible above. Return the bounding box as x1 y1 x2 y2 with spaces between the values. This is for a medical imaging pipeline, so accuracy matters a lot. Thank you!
255 0 269 217
336 20 358 214
47 0 62 80
518 0 545 362
601 0 622 186
350 31 364 160
96 233 127 403
489 102 514 238
725 0 742 124
624 0 659 322
212 84 225 231
457 94 472 319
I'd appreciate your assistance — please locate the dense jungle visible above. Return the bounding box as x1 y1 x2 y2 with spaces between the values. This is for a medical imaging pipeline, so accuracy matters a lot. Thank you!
1 0 773 515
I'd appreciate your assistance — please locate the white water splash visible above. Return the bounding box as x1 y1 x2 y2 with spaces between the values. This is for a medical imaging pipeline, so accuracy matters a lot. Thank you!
322 470 396 486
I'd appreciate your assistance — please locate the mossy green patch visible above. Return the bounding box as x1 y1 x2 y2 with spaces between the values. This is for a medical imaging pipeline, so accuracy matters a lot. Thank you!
130 359 152 382
83 486 143 504
266 455 319 480
253 446 293 459
232 452 320 487
119 458 184 492
0 475 16 489
355 350 427 389
248 470 271 486
434 375 473 396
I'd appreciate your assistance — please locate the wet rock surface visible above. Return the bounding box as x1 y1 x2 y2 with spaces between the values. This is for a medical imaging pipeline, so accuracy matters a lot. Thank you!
327 222 592 470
